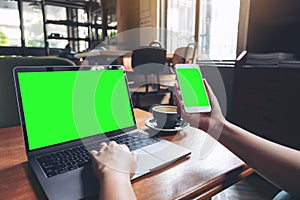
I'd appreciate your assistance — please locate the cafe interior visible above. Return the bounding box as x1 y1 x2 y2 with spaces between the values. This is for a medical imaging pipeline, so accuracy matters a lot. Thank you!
1 0 300 199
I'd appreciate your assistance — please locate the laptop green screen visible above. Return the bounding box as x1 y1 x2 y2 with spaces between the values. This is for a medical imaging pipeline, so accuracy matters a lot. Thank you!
18 69 135 150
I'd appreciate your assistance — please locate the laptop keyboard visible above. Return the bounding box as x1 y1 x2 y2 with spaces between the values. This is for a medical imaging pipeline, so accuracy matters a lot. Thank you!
36 131 160 178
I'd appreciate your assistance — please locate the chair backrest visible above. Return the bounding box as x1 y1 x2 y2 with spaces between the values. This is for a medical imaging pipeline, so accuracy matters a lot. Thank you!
0 56 75 128
131 46 166 75
172 45 197 66
149 40 163 48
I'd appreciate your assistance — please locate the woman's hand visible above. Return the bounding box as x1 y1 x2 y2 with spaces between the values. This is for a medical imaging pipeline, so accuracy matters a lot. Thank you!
174 79 226 137
90 141 138 180
90 141 138 200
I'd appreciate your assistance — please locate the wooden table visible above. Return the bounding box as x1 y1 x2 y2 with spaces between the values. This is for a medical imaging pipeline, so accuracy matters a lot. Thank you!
0 109 253 199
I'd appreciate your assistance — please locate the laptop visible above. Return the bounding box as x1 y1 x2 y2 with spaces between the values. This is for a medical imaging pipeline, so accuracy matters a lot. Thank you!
13 66 191 200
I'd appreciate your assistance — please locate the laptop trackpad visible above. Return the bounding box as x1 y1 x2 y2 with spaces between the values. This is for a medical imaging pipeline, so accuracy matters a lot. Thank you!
134 149 164 174
142 140 190 162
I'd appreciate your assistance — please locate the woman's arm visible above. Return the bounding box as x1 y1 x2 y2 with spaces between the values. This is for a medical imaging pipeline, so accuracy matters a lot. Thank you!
220 121 300 197
90 141 137 200
97 170 136 200
175 79 300 197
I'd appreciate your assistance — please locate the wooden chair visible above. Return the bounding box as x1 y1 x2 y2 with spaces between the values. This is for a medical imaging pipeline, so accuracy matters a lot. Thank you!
172 44 197 65
130 46 171 108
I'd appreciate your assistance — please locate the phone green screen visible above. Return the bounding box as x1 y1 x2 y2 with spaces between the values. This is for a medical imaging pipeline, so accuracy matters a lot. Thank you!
176 68 210 107
18 70 134 150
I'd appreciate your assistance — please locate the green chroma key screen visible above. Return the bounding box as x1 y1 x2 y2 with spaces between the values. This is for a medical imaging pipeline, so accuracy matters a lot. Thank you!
176 68 210 107
18 70 134 150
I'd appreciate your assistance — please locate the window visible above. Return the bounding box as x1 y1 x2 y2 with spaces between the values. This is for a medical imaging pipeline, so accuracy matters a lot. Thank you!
46 24 68 48
78 26 88 52
97 29 103 40
46 5 66 21
45 5 68 49
0 1 118 55
166 0 240 60
167 0 196 52
199 0 240 59
0 1 21 47
79 40 88 52
23 1 44 47
77 9 89 52
78 26 88 39
78 9 87 23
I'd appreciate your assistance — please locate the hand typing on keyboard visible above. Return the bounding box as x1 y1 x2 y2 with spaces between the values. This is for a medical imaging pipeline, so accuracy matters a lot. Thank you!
90 141 138 199
90 141 138 179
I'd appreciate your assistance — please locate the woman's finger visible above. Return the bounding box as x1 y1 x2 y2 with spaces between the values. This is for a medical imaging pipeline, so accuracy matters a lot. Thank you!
99 142 108 152
120 144 130 151
90 150 98 157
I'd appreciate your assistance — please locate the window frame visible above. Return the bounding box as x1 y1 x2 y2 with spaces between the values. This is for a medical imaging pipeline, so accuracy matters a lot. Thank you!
162 0 249 61
0 0 117 56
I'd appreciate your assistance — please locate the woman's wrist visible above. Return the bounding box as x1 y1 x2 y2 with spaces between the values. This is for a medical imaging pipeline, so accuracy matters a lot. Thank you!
204 117 227 140
98 167 136 200
218 119 236 144
100 167 131 182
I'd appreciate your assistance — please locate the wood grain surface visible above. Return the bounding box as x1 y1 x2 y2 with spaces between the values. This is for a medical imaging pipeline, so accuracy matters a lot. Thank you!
0 109 252 199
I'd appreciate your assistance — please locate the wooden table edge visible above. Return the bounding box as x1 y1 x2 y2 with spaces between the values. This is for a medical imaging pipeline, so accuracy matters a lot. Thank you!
175 165 254 200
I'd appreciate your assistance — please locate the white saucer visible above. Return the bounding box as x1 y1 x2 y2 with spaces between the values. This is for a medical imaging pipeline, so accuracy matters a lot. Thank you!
145 118 189 132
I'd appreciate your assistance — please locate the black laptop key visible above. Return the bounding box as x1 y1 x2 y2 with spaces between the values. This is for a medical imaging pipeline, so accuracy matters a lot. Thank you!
77 162 88 168
63 154 71 159
42 163 57 171
45 170 58 178
57 160 67 165
37 155 52 162
67 161 77 166
111 132 160 151
68 157 76 161
57 167 68 174
128 145 137 151
84 157 92 165
67 165 78 171
55 156 64 161
76 158 84 163
39 159 55 166
57 163 67 168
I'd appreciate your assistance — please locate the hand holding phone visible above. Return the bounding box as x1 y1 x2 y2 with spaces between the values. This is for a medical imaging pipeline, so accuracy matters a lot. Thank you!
175 64 211 113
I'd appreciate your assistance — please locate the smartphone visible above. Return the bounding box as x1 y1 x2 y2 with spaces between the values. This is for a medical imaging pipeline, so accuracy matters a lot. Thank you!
175 64 211 113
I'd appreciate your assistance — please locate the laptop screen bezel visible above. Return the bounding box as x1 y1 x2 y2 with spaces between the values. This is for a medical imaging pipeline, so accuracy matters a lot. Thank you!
13 66 137 154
